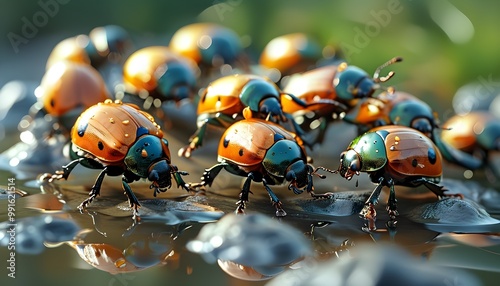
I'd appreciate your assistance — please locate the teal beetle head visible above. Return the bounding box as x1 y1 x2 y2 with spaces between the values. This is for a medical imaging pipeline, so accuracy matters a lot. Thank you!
338 131 388 180
239 78 285 121
85 25 131 68
334 57 402 101
198 29 242 66
125 135 173 192
285 160 309 193
156 61 197 103
262 139 309 192
338 149 363 180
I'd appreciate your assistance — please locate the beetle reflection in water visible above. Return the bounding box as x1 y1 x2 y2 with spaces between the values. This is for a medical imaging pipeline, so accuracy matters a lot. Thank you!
187 213 313 281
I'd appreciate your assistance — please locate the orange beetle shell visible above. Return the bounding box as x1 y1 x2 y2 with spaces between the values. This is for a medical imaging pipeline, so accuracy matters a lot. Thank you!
345 91 419 125
123 46 197 95
197 74 277 115
72 100 165 165
217 119 304 173
372 126 443 178
169 23 238 64
259 33 321 77
282 65 342 115
45 35 92 69
441 111 495 153
40 61 110 116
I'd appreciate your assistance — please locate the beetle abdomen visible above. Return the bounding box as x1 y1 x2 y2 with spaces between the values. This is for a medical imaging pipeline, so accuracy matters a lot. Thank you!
382 127 442 177
218 119 297 167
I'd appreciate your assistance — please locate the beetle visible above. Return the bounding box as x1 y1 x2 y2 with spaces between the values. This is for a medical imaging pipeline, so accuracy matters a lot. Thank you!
46 25 131 70
121 46 198 109
178 74 345 158
24 61 111 136
440 111 500 178
336 125 461 231
344 90 439 137
187 117 333 216
169 22 246 79
282 57 402 144
47 99 190 218
259 33 324 81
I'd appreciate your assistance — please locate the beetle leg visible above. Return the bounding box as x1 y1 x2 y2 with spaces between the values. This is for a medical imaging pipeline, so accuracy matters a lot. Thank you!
178 121 208 158
78 167 108 212
48 158 84 182
386 179 399 228
418 179 464 200
187 163 227 191
360 177 385 231
306 165 334 199
262 178 286 217
236 173 254 215
171 165 190 193
122 178 141 218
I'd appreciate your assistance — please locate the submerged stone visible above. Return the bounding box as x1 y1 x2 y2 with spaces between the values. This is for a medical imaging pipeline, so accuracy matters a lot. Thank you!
187 213 312 269
266 242 481 286
408 198 500 233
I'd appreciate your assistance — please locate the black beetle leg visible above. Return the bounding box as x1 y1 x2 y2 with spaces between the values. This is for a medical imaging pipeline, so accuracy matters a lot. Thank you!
78 167 107 212
122 174 141 209
360 177 385 231
262 178 286 217
187 163 227 191
307 165 334 199
49 158 84 182
386 179 399 228
236 173 254 215
419 178 463 200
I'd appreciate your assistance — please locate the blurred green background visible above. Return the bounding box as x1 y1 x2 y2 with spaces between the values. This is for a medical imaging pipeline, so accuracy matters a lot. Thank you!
2 0 500 116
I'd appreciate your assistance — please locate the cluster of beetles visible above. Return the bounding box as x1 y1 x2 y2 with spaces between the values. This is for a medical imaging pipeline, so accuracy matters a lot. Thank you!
13 22 498 232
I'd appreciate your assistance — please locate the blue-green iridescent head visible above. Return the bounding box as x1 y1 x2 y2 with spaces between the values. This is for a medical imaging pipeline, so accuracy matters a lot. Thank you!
156 61 197 102
477 120 500 151
239 78 285 121
338 131 388 180
199 29 242 66
125 134 172 191
334 57 402 101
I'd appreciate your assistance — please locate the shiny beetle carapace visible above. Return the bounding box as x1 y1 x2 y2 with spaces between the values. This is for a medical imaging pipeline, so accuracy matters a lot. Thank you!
259 33 323 80
48 99 190 217
440 111 500 177
29 61 111 135
344 90 439 137
122 46 198 107
46 25 131 70
282 57 402 144
336 125 460 231
169 22 245 78
188 118 333 216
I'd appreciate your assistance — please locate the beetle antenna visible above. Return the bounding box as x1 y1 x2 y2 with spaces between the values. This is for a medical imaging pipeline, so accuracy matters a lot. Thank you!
373 57 403 83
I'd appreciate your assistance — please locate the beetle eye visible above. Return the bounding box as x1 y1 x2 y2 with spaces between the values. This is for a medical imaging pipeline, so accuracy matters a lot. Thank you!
285 170 296 182
350 159 361 171
339 151 346 161
148 170 159 182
